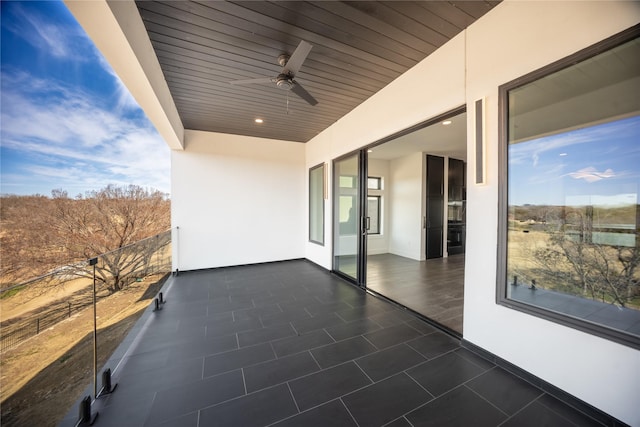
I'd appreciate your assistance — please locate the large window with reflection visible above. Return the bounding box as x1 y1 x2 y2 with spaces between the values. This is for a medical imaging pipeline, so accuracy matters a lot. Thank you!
309 163 325 245
498 26 640 348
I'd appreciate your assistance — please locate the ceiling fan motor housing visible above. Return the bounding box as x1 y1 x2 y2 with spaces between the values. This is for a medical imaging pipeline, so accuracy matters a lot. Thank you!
276 74 294 90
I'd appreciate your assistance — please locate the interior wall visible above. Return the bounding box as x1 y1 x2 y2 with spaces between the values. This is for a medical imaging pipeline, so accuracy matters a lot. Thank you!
172 130 305 271
388 152 424 260
304 2 640 424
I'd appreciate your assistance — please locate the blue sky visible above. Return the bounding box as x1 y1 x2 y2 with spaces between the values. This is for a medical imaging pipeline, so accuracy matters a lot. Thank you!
1 1 170 196
509 115 640 207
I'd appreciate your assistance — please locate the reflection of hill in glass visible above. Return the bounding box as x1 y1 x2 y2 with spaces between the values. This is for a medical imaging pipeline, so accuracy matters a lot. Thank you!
510 204 638 227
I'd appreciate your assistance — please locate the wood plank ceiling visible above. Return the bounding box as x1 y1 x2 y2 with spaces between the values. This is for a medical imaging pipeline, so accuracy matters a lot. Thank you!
135 1 499 143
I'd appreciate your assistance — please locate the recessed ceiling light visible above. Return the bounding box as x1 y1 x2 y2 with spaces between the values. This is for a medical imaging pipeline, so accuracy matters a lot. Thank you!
367 149 373 153
442 120 452 126
255 118 264 124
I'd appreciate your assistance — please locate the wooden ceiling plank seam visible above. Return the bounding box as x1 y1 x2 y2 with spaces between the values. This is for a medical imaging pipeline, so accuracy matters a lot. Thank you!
448 1 496 20
178 110 335 133
416 1 476 29
380 1 464 40
168 81 363 114
145 27 284 77
344 1 450 46
147 26 398 90
133 0 497 142
233 1 422 66
168 77 367 113
168 82 365 116
157 55 378 99
139 7 286 63
196 0 408 74
147 0 404 79
312 1 440 53
182 115 328 138
171 88 354 118
273 1 434 60
152 42 394 89
155 50 389 95
155 51 377 98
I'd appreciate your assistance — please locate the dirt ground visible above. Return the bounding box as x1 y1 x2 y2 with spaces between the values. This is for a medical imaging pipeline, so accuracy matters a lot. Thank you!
0 274 167 427
1 276 93 323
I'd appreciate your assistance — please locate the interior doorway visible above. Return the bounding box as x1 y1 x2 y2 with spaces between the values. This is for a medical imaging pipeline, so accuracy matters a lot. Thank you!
364 109 467 335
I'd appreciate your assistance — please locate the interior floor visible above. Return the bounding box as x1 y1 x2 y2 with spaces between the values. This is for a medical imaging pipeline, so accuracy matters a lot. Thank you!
61 259 606 427
367 253 464 334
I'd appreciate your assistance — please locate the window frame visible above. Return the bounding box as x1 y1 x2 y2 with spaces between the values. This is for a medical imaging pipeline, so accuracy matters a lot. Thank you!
309 162 325 246
367 195 381 235
496 24 640 350
367 176 382 190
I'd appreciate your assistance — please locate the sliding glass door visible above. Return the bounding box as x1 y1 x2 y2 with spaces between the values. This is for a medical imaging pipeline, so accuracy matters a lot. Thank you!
333 151 367 285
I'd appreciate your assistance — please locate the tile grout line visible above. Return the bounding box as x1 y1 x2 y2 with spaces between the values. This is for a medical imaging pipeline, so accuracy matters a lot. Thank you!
339 397 361 427
307 349 322 370
360 334 380 351
241 367 248 395
532 394 605 427
404 369 435 398
286 382 301 413
463 382 511 418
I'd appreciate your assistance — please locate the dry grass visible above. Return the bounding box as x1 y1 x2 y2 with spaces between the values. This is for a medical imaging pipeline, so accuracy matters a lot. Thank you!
0 274 166 427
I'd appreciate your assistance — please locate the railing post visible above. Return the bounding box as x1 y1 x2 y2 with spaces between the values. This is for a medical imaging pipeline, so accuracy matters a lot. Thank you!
89 257 98 399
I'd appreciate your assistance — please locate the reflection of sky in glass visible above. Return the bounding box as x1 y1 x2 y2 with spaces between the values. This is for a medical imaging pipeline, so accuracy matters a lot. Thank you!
509 115 640 206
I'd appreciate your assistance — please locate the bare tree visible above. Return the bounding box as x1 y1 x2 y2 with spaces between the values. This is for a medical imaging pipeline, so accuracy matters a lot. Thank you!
0 185 171 293
531 207 640 307
50 185 171 292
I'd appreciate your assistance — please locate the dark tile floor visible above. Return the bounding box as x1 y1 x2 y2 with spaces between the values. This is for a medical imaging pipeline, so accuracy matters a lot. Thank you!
61 260 607 427
367 254 465 334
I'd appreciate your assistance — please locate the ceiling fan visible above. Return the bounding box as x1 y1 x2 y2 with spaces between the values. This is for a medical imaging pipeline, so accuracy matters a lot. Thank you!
230 40 318 106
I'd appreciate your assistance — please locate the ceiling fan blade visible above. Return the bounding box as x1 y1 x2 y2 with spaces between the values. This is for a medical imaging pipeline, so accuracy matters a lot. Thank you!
283 40 313 76
291 81 318 106
229 77 274 85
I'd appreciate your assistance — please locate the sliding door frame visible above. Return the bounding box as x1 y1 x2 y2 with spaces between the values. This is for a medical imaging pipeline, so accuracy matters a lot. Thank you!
332 149 368 287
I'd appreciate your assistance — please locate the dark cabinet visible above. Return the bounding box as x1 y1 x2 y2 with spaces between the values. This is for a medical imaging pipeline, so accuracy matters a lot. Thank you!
447 158 466 255
426 155 444 259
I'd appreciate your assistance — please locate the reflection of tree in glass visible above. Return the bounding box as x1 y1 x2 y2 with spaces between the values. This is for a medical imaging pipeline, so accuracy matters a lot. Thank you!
512 205 640 309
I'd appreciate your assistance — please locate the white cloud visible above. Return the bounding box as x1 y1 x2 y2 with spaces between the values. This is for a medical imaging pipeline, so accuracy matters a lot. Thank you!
2 3 90 61
509 118 639 166
0 71 170 195
567 167 616 183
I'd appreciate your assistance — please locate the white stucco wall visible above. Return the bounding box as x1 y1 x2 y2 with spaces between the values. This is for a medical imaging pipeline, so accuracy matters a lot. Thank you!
303 2 640 424
463 2 640 425
172 130 305 271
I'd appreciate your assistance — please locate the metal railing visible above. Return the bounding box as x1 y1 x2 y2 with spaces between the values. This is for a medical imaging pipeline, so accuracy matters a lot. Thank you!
1 230 171 352
0 230 173 426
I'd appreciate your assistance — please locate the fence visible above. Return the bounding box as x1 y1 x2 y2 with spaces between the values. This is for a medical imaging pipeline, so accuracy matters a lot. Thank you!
0 230 172 352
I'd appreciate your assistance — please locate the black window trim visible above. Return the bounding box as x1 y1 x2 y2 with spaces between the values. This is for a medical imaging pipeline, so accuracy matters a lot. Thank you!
367 195 382 235
496 24 640 350
309 162 325 246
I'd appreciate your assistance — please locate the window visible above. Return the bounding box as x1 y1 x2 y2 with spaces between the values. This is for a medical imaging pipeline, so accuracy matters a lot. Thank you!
367 177 381 190
498 27 640 348
367 196 381 235
367 177 382 235
309 163 325 245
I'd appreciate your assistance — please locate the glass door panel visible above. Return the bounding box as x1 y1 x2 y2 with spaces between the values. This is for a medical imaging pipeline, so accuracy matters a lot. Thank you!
333 153 361 282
